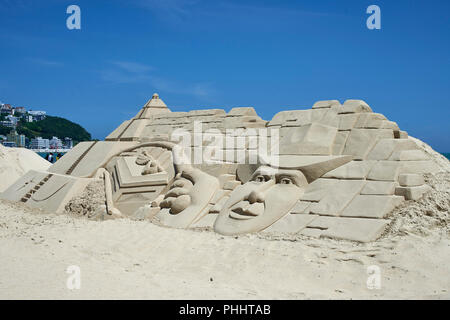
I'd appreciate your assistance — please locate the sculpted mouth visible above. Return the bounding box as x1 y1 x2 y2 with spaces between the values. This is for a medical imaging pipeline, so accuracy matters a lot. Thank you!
229 201 265 220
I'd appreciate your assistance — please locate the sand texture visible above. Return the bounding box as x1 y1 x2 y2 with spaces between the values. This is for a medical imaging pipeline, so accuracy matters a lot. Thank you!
0 195 448 299
0 137 448 299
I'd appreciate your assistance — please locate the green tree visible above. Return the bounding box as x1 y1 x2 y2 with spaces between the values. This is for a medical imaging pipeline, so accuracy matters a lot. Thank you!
17 116 91 144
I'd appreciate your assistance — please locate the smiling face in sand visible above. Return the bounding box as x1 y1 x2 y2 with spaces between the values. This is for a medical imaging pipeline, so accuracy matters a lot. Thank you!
156 166 220 228
214 165 308 235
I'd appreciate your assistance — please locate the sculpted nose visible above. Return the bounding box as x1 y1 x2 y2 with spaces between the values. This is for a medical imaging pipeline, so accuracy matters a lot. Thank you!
246 179 275 204
248 190 265 204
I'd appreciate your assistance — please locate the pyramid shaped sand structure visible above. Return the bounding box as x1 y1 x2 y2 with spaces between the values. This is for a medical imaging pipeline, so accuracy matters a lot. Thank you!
134 93 170 119
1 94 446 242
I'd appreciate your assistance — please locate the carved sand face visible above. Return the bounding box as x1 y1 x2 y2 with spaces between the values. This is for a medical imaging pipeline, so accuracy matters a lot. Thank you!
214 166 307 235
156 166 219 228
160 171 194 214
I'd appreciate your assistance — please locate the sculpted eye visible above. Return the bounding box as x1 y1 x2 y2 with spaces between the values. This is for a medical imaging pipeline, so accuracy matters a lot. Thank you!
279 177 292 185
255 175 265 182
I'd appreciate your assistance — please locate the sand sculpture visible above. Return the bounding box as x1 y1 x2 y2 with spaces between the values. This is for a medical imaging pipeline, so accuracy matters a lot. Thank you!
1 94 440 242
0 144 51 192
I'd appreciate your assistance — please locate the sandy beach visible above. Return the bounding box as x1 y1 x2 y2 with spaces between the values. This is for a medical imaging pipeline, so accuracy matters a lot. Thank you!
1 139 449 300
1 175 448 300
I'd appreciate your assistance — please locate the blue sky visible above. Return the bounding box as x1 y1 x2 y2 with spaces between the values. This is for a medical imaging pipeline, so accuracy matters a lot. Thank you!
0 0 449 151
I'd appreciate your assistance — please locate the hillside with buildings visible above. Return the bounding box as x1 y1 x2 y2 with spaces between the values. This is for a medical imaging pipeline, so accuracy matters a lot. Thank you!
0 101 91 150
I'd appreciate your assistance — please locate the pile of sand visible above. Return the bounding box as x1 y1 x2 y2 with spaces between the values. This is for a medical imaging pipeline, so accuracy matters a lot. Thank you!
0 145 51 192
64 179 106 218
384 171 450 237
382 137 450 238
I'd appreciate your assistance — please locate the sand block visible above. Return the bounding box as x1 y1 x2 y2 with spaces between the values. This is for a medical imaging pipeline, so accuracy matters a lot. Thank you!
188 115 223 124
398 173 425 187
360 113 387 129
367 139 417 160
264 214 318 233
316 108 340 127
189 109 226 117
312 100 340 109
322 160 375 179
289 201 313 214
270 110 312 127
279 123 337 155
282 117 314 128
310 109 328 123
343 129 393 160
352 113 369 128
236 121 267 129
395 185 431 200
309 180 366 216
361 181 397 195
300 178 340 202
381 120 399 130
306 216 390 242
389 150 429 161
341 195 404 218
222 117 247 128
399 160 440 174
338 100 373 114
399 131 408 139
367 161 401 181
332 131 350 155
338 114 360 130
227 107 257 117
